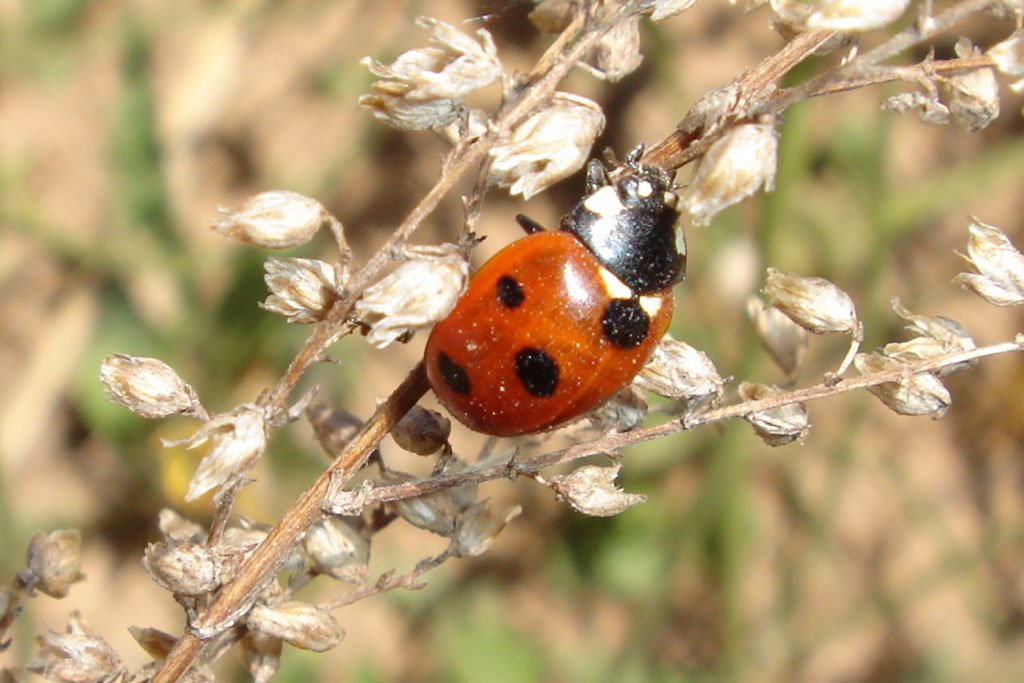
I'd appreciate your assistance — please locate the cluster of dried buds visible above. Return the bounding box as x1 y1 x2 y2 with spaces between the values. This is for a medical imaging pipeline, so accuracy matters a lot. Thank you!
735 217 1024 445
357 1 695 199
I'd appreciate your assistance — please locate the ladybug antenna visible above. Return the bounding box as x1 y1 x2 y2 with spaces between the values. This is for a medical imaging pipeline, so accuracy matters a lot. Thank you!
515 214 547 235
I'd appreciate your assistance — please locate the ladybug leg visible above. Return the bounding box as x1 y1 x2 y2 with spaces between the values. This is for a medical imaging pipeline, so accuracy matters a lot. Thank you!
585 159 609 193
515 214 547 235
625 144 646 171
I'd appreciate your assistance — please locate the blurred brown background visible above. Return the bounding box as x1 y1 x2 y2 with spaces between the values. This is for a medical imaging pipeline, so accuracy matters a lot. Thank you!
2 0 1024 680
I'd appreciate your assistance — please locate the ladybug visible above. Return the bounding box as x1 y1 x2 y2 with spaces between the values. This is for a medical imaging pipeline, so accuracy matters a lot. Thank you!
424 149 686 436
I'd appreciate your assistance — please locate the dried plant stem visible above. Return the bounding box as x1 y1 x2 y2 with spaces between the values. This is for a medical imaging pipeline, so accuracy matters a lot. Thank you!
324 338 1024 509
153 363 429 681
647 0 1000 172
325 550 452 611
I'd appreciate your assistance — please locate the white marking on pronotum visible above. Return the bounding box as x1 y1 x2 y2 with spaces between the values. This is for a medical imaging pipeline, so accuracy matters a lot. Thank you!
583 186 624 218
637 180 653 197
640 296 664 317
597 266 633 299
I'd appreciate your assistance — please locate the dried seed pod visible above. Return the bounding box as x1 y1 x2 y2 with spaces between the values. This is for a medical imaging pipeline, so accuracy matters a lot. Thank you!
587 16 643 81
302 517 370 584
775 0 911 31
635 337 725 404
645 0 698 21
246 602 344 653
682 122 779 226
394 488 463 536
763 268 858 334
143 541 223 596
547 464 646 517
354 245 469 348
212 191 333 249
392 406 451 455
882 91 951 126
25 529 83 599
451 500 521 557
747 297 809 378
163 404 269 501
261 258 342 324
27 612 125 682
738 382 810 446
586 385 648 433
241 631 282 683
952 217 1024 306
128 626 178 660
854 353 952 417
488 92 605 199
944 39 1000 132
359 17 501 131
306 404 362 459
100 353 202 419
884 299 977 375
157 508 206 544
987 28 1024 91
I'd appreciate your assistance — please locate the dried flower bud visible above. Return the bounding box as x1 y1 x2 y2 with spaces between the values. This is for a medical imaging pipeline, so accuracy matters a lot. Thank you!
943 38 1000 132
882 90 951 126
489 92 605 199
355 245 469 348
241 631 282 683
888 298 976 372
738 382 810 446
394 487 463 537
987 28 1024 92
682 122 778 226
952 217 1024 306
451 500 521 557
854 353 952 417
306 404 362 459
25 530 83 599
157 508 206 544
645 0 698 21
365 18 500 100
358 94 463 131
392 406 451 455
747 297 809 377
302 517 369 584
261 258 342 324
359 17 501 131
763 268 858 334
100 353 201 419
163 404 269 501
246 602 344 653
28 613 125 682
128 626 178 660
143 541 223 595
212 191 330 249
635 337 725 404
587 16 643 81
774 0 911 31
586 385 648 432
548 465 646 517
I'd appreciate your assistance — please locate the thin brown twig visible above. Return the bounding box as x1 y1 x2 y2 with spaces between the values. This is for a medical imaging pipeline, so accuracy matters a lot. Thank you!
324 550 453 611
323 338 1024 510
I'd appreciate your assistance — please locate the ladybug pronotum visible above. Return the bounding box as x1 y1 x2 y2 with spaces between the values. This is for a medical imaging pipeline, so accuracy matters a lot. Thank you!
425 150 686 436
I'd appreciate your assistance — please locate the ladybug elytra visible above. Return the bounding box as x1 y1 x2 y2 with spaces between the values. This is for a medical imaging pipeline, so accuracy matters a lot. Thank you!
425 150 686 436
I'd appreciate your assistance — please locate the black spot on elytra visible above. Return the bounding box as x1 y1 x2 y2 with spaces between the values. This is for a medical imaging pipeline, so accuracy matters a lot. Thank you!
601 299 649 349
514 347 559 397
496 275 525 308
438 352 471 395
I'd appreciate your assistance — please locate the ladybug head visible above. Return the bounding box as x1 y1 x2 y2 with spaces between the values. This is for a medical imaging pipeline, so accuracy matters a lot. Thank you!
562 154 686 294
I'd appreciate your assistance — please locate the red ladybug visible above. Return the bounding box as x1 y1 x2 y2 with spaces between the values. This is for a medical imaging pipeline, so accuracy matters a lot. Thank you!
424 150 686 436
